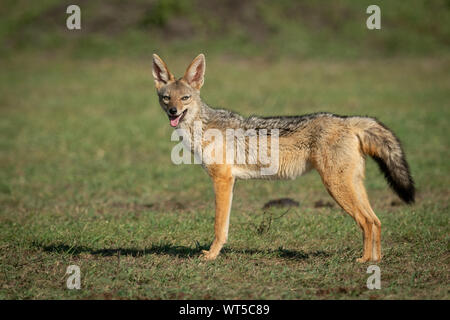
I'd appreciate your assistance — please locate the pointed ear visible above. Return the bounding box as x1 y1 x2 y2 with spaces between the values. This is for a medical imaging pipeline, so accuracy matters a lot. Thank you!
183 54 205 90
152 54 175 90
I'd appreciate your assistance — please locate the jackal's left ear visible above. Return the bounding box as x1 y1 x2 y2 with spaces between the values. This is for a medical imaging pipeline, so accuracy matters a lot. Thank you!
183 54 205 90
152 54 175 90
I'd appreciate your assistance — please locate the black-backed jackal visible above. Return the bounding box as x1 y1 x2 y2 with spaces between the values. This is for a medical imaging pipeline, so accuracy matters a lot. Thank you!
151 53 415 262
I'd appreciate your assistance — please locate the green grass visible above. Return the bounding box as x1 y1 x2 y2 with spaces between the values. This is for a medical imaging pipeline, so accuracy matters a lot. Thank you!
1 0 449 59
0 52 449 299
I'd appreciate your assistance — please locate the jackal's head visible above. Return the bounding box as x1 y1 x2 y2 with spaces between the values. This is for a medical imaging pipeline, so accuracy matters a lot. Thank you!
152 53 205 128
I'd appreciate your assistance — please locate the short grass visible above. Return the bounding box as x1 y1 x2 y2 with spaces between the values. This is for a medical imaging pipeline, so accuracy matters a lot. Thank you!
0 53 449 299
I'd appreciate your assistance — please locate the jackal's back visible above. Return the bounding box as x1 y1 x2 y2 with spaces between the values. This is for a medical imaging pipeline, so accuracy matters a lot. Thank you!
203 110 414 203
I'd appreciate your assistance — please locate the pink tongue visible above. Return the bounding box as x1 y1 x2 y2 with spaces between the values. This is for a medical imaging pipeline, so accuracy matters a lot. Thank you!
170 115 181 127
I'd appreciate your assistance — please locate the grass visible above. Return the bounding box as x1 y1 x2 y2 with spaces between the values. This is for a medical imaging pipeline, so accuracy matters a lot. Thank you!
1 0 449 58
0 52 449 299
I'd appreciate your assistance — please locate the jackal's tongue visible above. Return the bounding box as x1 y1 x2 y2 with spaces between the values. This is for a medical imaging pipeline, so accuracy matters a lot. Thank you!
170 114 181 127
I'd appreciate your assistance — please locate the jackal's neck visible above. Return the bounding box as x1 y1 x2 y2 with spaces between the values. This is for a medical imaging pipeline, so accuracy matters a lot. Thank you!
181 98 245 132
194 100 216 125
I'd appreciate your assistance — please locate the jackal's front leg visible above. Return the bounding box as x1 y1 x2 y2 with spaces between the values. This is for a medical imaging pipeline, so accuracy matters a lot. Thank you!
201 167 234 261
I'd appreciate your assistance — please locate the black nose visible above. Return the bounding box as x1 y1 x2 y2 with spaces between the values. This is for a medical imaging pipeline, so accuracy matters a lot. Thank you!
168 107 177 115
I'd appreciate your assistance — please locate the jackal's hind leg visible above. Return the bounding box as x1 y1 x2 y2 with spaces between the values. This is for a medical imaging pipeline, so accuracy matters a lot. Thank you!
356 180 382 262
320 171 376 262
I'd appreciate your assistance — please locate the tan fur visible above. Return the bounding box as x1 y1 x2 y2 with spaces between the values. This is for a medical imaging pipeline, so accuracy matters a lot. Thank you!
152 54 415 263
201 164 234 260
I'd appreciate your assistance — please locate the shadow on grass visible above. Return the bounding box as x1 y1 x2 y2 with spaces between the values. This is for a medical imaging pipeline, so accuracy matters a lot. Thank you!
33 241 330 261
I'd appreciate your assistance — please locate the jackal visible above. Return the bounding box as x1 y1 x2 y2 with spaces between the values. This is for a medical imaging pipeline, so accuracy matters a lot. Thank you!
151 53 415 262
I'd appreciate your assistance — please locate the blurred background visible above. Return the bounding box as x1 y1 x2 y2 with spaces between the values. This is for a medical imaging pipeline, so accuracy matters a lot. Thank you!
1 0 449 58
0 0 449 299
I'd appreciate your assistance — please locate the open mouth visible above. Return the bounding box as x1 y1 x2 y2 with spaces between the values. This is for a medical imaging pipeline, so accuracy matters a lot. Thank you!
168 109 187 127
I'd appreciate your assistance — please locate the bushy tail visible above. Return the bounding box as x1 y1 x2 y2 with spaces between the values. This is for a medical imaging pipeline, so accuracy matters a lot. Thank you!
356 118 415 204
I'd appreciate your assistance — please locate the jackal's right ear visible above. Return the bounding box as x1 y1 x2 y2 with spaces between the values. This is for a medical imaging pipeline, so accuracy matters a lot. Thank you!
183 54 205 91
152 54 175 90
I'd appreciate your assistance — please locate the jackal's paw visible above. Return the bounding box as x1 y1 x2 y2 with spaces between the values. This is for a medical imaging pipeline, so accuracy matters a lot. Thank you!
200 250 218 261
356 257 370 263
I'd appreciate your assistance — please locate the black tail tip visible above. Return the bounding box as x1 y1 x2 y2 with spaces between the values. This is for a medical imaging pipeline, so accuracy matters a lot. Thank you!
372 155 415 205
397 184 415 204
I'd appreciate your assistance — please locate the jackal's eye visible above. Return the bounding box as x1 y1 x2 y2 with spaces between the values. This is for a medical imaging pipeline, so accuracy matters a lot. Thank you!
162 95 170 103
181 95 190 101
